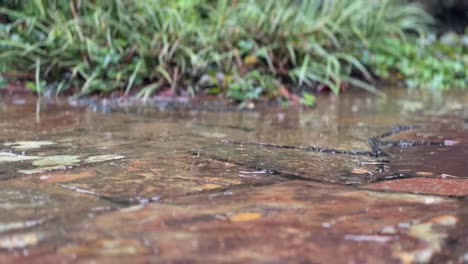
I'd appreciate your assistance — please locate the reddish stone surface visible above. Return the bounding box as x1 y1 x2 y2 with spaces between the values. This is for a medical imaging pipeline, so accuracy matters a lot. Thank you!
0 92 466 263
3 181 454 264
0 247 66 264
364 177 468 196
385 128 468 145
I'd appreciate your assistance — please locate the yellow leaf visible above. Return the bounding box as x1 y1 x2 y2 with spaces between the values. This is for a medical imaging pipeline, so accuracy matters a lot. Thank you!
230 212 262 222
416 171 433 176
352 168 371 174
40 169 96 183
201 183 222 190
243 55 258 65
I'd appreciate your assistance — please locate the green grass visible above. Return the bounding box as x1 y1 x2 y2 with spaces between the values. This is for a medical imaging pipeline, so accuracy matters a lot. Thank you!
363 34 467 90
0 0 445 103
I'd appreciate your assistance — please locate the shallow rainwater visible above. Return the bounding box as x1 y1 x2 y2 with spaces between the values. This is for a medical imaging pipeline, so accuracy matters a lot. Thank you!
0 88 467 263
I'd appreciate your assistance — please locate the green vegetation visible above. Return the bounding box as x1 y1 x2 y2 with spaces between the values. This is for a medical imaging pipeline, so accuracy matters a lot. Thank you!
364 34 467 90
0 0 464 104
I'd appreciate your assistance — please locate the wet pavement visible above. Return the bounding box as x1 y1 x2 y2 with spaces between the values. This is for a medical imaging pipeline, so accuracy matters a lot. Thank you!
0 88 467 263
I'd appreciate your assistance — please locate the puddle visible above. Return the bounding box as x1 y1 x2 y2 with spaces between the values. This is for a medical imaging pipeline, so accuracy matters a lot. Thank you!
0 88 466 262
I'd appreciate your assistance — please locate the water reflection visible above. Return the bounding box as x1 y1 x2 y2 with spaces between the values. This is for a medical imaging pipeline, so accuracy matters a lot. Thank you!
0 88 466 262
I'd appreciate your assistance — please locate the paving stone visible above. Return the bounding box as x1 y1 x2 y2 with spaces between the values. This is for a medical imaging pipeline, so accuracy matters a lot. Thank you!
25 181 458 263
387 142 467 179
200 142 385 185
46 154 284 202
0 91 466 263
0 180 114 251
364 177 468 196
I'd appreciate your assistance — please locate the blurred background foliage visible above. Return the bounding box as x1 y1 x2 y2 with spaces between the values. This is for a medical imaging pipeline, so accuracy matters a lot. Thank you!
0 0 466 104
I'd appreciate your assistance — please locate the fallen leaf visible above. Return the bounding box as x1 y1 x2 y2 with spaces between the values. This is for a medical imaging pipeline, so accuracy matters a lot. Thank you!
393 214 457 264
440 174 459 179
33 155 80 167
230 212 262 222
40 169 97 183
0 218 49 233
200 183 223 190
0 152 39 163
84 155 125 163
0 232 42 249
344 234 393 243
197 132 227 138
3 141 55 150
416 171 434 176
352 168 371 174
19 165 68 175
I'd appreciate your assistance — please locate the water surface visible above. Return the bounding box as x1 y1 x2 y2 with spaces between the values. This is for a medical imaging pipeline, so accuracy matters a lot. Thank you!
0 88 466 263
